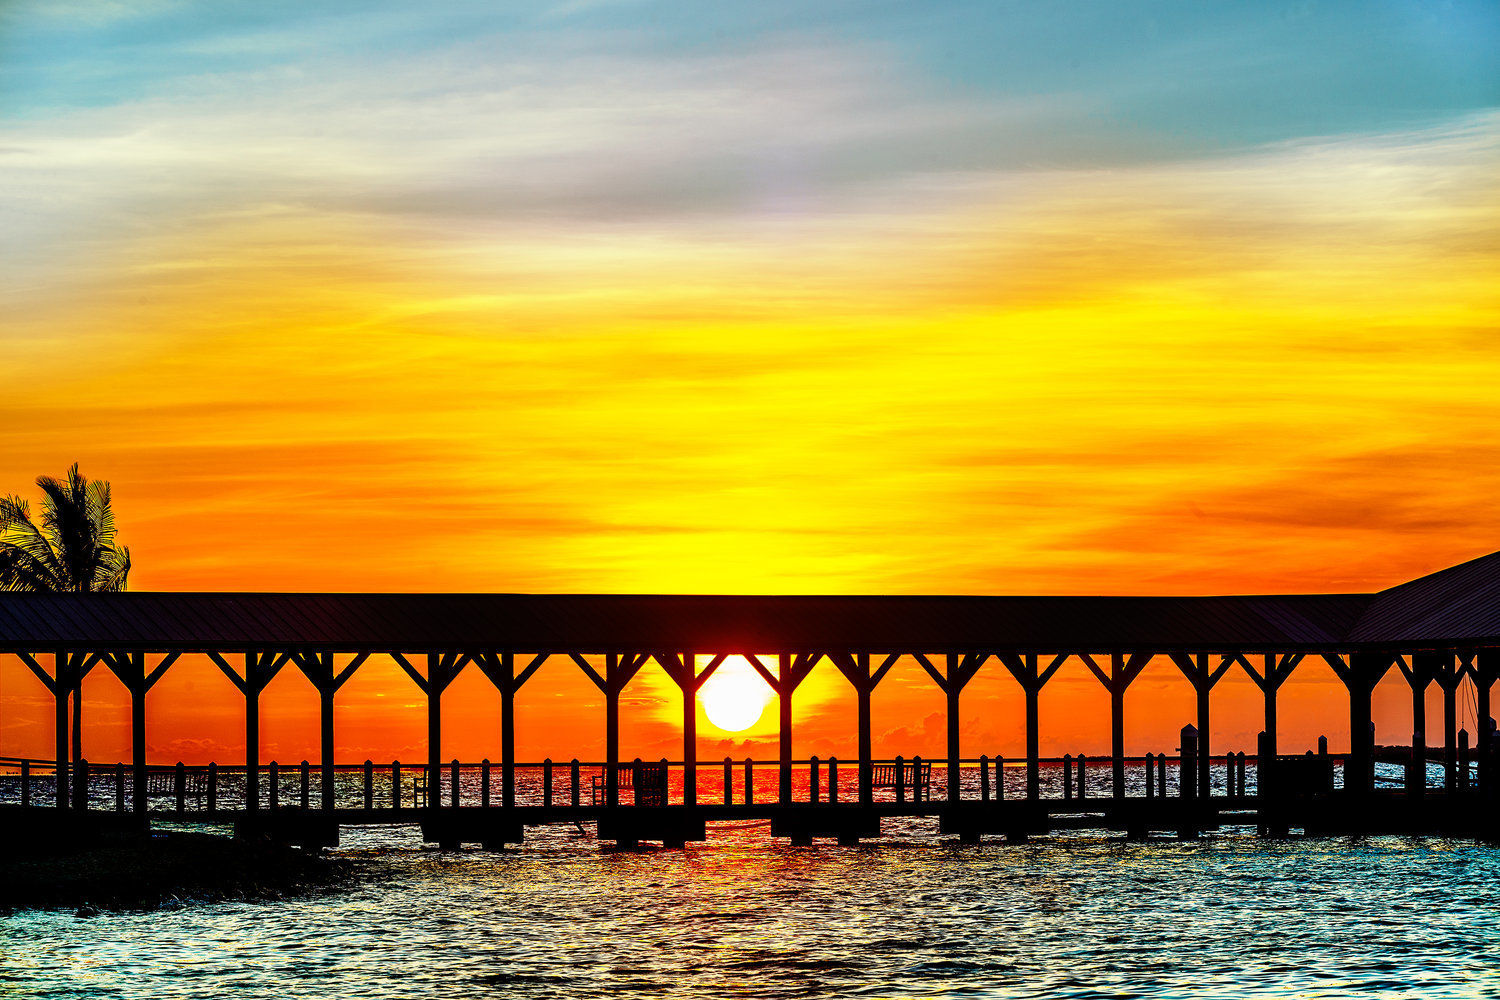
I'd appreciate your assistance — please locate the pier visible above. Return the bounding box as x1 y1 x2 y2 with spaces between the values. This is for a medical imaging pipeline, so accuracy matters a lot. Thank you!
3 551 1499 848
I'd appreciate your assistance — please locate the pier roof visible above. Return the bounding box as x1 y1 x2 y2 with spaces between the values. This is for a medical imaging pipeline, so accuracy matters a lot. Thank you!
1 552 1498 653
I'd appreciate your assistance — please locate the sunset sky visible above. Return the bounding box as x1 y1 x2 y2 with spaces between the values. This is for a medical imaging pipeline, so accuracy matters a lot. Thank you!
3 1 1499 766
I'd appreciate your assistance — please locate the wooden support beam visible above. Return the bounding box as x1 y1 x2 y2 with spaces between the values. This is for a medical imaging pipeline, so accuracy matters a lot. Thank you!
1081 650 1152 800
15 651 56 694
998 651 1068 802
53 650 70 809
1323 650 1395 795
570 652 606 691
1169 652 1234 799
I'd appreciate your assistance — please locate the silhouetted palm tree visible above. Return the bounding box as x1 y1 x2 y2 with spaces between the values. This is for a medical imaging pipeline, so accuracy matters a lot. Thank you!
1 463 131 759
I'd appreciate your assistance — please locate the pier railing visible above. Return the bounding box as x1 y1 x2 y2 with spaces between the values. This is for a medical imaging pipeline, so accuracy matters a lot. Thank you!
2 747 1473 817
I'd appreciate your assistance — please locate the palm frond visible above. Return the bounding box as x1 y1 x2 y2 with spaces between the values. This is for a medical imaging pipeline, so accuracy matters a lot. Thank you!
0 542 64 591
4 465 128 593
37 463 100 591
87 478 116 550
93 545 131 592
0 494 64 588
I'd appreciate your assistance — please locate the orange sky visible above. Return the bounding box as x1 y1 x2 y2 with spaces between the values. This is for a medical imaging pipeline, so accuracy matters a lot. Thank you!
2 3 1499 766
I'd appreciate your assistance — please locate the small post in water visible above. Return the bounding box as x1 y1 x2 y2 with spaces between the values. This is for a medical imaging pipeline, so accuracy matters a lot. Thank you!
481 759 491 807
895 755 906 804
1179 726 1198 801
571 759 581 808
174 761 186 814
300 760 310 810
810 755 820 803
1146 753 1155 799
208 762 218 814
116 762 126 813
391 761 401 809
1077 754 1087 800
723 757 733 805
1063 754 1073 801
450 759 460 809
829 757 839 803
269 761 279 810
744 758 754 805
20 761 30 808
364 760 374 810
980 755 990 802
543 758 553 808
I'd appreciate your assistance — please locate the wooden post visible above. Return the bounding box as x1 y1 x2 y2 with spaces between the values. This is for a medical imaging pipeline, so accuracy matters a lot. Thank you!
895 754 905 804
55 651 69 809
175 761 187 814
300 760 310 810
995 755 1004 800
131 682 147 817
1157 753 1166 796
208 762 218 814
1179 726 1197 801
1024 687 1040 801
829 757 838 803
543 758 553 808
1171 652 1234 800
980 754 990 802
744 757 753 805
269 760 279 810
1077 753 1087 799
1111 665 1126 799
1086 651 1152 801
1324 650 1394 796
723 757 732 805
681 654 696 808
428 655 443 813
570 758 580 807
1063 754 1072 801
946 677 961 803
391 760 401 809
1458 728 1470 791
21 761 29 807
573 652 649 810
778 653 794 805
858 685 873 806
501 679 515 809
450 759 460 809
1400 652 1441 799
481 759 491 807
116 762 126 813
210 651 287 815
246 682 260 812
1438 655 1462 792
364 760 373 810
318 682 335 811
606 657 621 809
997 653 1065 803
1145 753 1154 799
810 755 820 803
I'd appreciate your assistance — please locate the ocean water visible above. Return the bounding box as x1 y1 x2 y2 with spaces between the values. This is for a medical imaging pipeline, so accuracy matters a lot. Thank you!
3 817 1499 999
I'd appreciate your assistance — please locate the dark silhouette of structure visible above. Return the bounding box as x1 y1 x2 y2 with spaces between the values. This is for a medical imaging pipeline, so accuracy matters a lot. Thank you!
1 550 1498 848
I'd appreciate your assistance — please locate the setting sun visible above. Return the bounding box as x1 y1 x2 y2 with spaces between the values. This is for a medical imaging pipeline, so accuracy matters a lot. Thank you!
699 657 774 733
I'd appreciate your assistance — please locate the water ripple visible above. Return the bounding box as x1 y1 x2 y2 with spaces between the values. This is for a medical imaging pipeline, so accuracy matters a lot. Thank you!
3 829 1499 999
